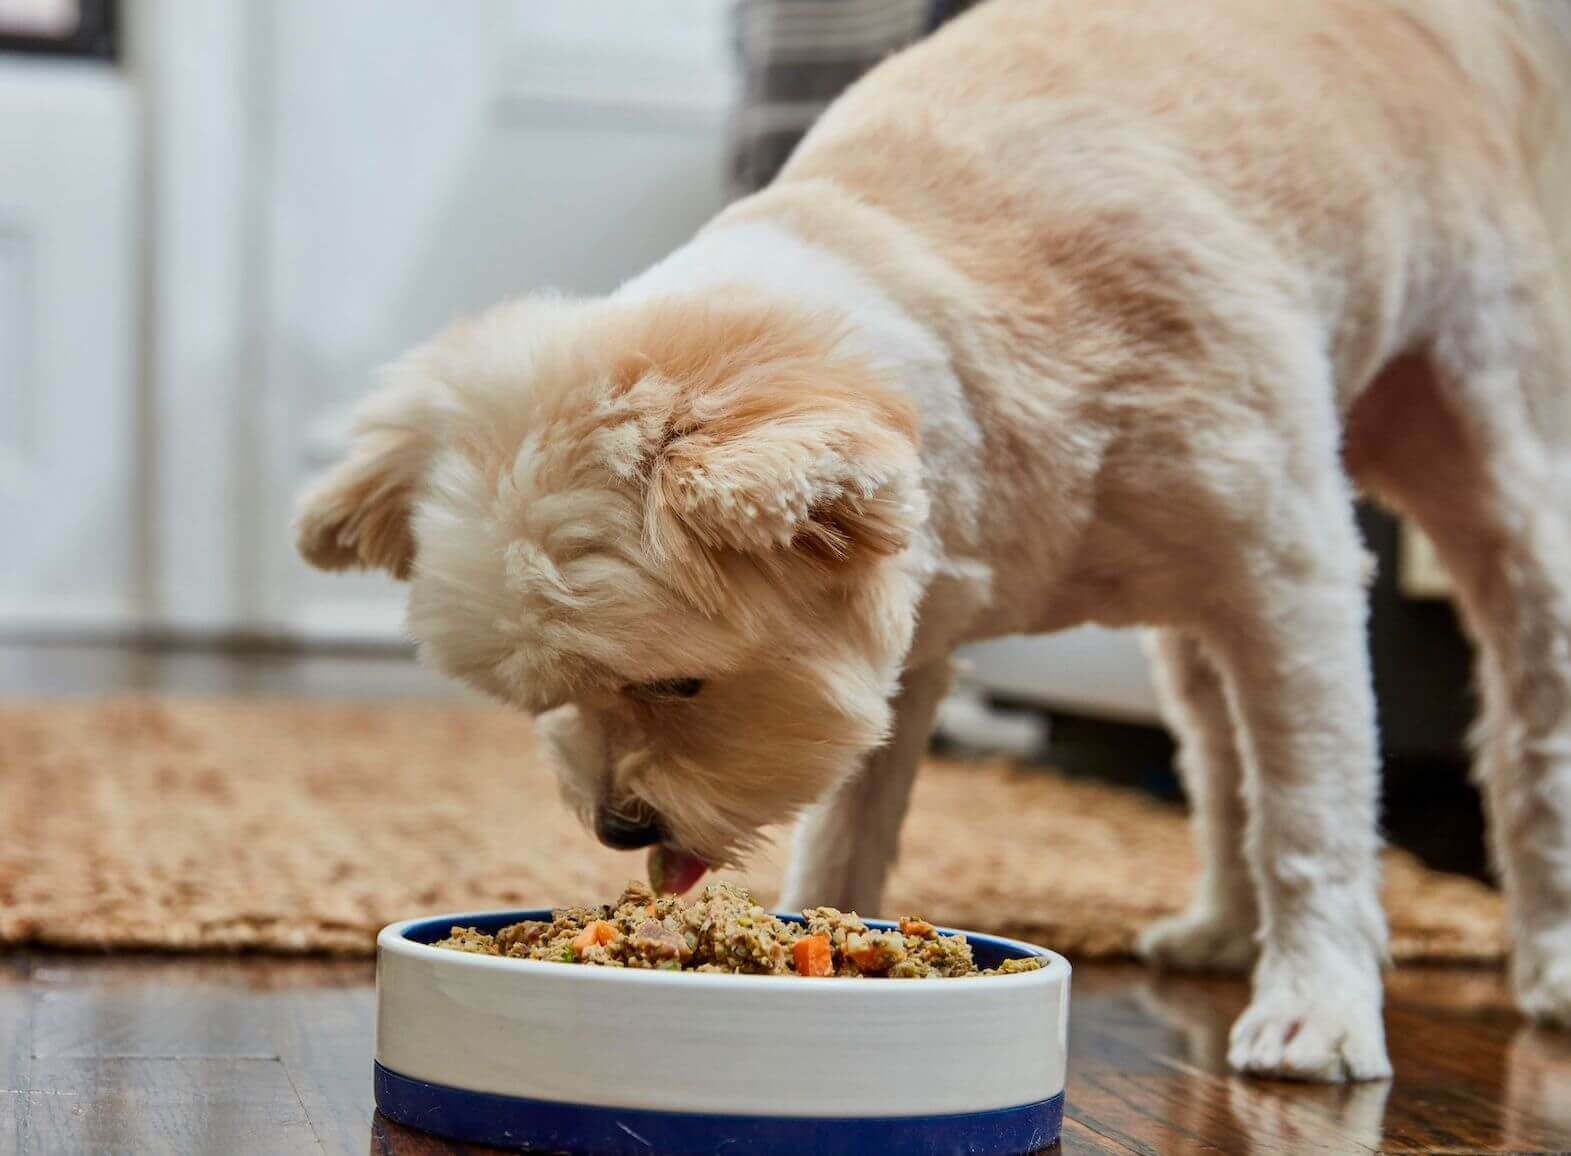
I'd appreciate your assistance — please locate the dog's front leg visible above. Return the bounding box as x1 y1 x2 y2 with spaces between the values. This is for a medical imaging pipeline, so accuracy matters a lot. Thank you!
1137 629 1259 970
777 660 953 914
1205 504 1392 1082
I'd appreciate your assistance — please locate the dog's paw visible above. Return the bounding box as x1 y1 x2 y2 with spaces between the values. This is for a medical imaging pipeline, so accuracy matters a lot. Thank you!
1137 908 1257 972
1516 952 1571 1028
1228 988 1391 1083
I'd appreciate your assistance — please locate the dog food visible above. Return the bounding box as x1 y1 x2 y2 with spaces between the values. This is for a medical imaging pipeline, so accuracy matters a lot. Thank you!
433 881 1043 977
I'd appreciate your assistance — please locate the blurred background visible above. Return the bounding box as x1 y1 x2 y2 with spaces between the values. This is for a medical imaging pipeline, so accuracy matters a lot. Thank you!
0 0 1477 871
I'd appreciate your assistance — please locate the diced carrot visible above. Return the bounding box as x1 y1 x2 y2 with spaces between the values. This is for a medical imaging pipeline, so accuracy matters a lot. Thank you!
845 942 883 971
570 920 621 954
899 918 936 939
793 934 835 977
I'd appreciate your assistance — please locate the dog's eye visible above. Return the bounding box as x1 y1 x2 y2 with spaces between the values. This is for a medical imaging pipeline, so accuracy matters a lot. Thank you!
625 678 704 702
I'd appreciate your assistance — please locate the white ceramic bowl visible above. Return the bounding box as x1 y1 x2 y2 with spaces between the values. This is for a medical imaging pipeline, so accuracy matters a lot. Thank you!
375 909 1071 1155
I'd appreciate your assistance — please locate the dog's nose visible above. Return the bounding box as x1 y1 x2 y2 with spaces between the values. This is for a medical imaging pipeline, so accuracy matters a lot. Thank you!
594 806 663 850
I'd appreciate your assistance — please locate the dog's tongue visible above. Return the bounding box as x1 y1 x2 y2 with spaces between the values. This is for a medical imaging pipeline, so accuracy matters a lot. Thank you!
648 845 708 894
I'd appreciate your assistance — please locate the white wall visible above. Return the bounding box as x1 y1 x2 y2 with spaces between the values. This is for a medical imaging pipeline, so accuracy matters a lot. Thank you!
0 59 138 631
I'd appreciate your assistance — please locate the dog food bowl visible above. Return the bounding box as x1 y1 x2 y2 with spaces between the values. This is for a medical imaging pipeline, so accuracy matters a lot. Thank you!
375 909 1071 1155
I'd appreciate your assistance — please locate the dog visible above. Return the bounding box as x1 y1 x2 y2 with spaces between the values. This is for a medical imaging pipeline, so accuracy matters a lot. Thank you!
297 0 1571 1081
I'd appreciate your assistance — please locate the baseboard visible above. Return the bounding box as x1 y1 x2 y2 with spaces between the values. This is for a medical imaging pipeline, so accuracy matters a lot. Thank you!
276 601 410 648
0 599 412 653
0 597 150 639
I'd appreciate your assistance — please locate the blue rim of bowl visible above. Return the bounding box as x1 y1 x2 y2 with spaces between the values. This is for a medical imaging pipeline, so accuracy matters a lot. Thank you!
393 908 1064 978
375 1062 1065 1156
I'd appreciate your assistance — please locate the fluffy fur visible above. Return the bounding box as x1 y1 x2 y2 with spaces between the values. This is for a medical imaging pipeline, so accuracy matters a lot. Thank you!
298 0 1571 1083
302 293 926 867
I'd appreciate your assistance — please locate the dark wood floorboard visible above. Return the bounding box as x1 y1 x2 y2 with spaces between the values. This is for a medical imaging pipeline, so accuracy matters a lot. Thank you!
265 962 378 1156
0 956 32 1156
26 1055 319 1155
30 956 280 1059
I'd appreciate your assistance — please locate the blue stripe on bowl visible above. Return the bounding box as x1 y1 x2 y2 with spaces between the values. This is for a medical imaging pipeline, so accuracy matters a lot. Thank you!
375 1063 1064 1155
400 909 1054 971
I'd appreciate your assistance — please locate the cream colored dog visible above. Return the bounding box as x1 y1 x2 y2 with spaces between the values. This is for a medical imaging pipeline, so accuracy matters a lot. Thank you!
297 0 1571 1081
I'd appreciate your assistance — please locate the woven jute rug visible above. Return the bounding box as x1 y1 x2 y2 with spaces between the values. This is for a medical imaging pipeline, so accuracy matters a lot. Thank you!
0 698 1505 960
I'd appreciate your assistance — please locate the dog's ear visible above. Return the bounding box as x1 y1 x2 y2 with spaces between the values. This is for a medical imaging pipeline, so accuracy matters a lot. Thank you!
644 371 924 571
294 375 440 580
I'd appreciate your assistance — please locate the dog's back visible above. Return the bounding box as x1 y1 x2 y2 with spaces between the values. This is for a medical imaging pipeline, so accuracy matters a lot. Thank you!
759 0 1567 406
1518 0 1571 448
1396 1 1571 312
1512 0 1571 372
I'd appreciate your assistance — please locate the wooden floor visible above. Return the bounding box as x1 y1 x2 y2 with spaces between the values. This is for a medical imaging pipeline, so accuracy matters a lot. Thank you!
3 641 1570 1154
0 954 1566 1155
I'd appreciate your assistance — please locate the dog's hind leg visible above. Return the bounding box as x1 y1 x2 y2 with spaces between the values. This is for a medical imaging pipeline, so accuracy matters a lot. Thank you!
777 659 953 914
1136 629 1258 971
1355 267 1571 1027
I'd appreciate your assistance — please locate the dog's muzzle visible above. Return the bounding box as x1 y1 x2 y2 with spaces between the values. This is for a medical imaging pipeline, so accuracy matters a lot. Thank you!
594 805 663 850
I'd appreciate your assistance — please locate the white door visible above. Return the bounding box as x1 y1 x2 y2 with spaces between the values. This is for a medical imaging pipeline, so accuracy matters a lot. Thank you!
0 60 138 631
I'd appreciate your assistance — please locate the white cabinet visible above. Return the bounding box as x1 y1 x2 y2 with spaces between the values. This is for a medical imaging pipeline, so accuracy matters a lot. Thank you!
962 629 1161 724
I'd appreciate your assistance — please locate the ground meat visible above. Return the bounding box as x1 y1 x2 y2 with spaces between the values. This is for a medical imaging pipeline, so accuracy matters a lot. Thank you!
432 882 1044 978
494 920 548 955
627 918 691 966
686 882 796 974
988 956 1048 975
801 905 869 955
434 925 497 954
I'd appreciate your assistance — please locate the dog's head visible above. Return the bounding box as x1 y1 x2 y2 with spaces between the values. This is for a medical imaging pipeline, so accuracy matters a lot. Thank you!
296 293 925 878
